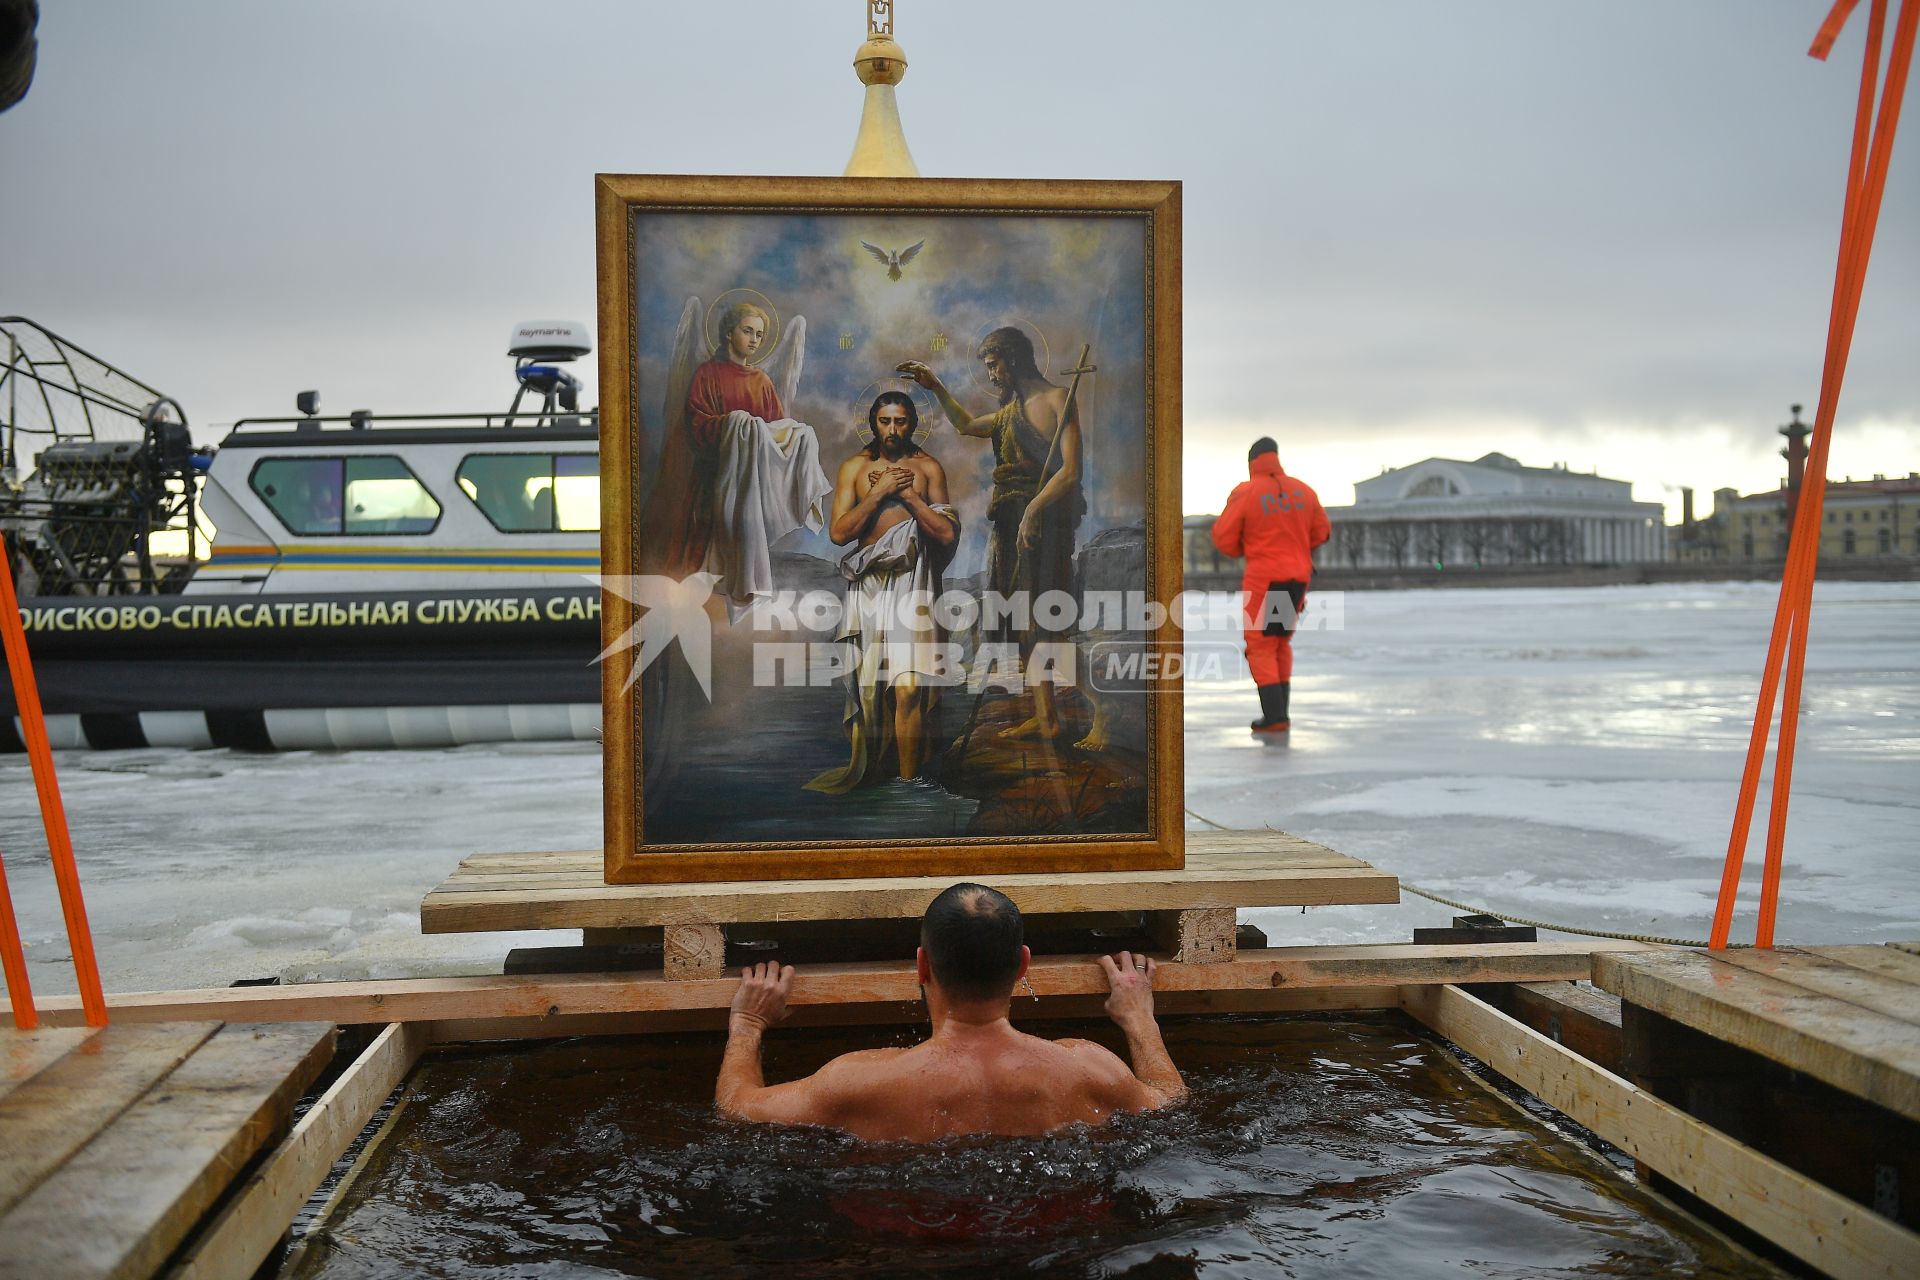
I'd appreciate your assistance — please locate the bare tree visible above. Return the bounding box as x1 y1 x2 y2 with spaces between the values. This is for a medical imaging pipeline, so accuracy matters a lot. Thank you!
1512 518 1551 564
1334 521 1367 567
1459 517 1504 567
1379 519 1412 568
1543 519 1577 564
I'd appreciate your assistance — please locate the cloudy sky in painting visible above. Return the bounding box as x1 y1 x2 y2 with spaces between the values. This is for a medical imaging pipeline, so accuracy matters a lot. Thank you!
2 1 1914 518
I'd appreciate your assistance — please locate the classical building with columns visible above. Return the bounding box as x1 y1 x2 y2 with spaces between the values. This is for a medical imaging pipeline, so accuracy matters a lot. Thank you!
1317 452 1666 569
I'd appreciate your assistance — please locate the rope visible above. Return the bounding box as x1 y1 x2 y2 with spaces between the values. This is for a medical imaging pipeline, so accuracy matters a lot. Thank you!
1183 805 1728 950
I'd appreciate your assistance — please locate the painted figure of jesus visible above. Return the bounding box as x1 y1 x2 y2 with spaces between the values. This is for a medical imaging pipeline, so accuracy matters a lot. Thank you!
899 327 1083 741
806 392 959 792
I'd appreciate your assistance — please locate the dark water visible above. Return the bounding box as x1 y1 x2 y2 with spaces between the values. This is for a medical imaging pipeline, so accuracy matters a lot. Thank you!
289 1016 1771 1279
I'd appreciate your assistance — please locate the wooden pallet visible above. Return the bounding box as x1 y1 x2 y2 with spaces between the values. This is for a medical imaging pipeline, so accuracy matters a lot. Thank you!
420 828 1399 978
0 1020 334 1280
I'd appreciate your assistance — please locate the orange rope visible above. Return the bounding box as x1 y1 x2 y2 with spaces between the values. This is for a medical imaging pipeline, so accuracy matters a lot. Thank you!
0 848 34 1029
1710 0 1916 948
0 542 108 1026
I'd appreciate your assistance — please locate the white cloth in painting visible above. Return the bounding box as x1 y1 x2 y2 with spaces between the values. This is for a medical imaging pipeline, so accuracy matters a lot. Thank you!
704 409 834 618
805 504 960 795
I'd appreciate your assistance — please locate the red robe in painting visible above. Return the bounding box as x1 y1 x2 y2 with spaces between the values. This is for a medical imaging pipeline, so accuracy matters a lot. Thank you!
645 358 785 578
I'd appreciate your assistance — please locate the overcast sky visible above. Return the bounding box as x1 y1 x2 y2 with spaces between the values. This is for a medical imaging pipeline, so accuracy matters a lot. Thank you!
3 1 1914 518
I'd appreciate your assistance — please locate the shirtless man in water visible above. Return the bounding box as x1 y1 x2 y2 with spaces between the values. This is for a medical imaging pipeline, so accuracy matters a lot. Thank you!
716 883 1186 1140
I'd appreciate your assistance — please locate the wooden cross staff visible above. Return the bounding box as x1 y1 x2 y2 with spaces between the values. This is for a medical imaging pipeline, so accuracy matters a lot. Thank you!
1010 343 1094 586
1010 343 1095 588
1037 343 1095 489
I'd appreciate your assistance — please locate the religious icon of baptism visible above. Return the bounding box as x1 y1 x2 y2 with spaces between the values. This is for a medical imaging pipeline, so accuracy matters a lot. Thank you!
597 176 1183 883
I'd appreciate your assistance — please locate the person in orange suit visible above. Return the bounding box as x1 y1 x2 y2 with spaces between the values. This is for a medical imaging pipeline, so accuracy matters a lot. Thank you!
1210 438 1330 733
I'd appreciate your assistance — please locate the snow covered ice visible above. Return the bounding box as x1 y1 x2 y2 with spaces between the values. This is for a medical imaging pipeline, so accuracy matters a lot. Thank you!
2 580 1916 996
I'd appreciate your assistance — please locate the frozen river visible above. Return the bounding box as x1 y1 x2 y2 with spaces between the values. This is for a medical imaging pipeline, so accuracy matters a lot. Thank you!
3 581 1916 997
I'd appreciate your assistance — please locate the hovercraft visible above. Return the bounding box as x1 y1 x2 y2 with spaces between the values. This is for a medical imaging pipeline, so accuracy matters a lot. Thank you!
1 316 604 751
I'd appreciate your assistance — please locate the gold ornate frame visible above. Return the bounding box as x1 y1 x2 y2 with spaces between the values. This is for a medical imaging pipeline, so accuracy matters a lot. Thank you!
596 174 1183 884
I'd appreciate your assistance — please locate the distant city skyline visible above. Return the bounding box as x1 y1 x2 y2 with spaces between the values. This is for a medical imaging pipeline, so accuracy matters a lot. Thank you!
2 2 1914 523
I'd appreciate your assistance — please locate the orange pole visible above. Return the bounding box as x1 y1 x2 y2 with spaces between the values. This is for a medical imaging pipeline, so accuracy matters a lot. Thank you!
1755 0 1916 948
0 541 108 1026
1709 0 1912 947
0 848 35 1029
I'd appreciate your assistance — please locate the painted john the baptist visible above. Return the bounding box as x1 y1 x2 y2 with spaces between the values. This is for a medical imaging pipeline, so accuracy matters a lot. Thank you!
599 176 1182 883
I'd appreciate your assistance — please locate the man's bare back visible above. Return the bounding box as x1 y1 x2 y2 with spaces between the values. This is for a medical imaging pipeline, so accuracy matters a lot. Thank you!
717 947 1184 1143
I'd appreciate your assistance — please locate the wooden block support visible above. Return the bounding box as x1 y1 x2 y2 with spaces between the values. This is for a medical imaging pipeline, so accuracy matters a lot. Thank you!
663 923 726 980
1148 908 1236 964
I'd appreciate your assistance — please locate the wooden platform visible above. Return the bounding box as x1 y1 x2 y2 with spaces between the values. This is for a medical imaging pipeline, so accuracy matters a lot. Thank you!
1593 942 1920 1254
421 828 1397 976
1594 943 1920 1123
0 1020 334 1279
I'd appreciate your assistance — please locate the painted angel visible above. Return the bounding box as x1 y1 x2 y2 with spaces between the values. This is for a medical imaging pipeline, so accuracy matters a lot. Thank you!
642 295 834 616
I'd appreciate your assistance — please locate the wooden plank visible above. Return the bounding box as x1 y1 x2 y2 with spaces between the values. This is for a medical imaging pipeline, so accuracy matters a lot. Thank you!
1804 944 1920 989
1713 947 1920 1026
168 1023 426 1280
1402 983 1920 1280
1505 981 1624 1075
1619 1002 1920 1230
0 1023 220 1217
428 985 1407 1043
0 1022 335 1280
36 942 1645 1030
0 1026 98 1103
423 867 1399 934
1594 949 1920 1122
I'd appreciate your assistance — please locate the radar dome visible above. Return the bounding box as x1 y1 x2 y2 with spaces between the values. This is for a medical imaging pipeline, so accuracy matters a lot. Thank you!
508 320 591 363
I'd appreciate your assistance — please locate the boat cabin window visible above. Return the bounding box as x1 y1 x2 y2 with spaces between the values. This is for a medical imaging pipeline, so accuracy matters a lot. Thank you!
250 456 442 536
457 453 599 533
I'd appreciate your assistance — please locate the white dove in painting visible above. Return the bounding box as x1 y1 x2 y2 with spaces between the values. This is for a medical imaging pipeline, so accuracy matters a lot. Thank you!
861 239 924 281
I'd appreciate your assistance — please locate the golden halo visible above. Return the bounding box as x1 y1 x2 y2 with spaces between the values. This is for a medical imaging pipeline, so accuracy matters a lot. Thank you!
966 318 1051 399
849 376 938 428
705 289 782 366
